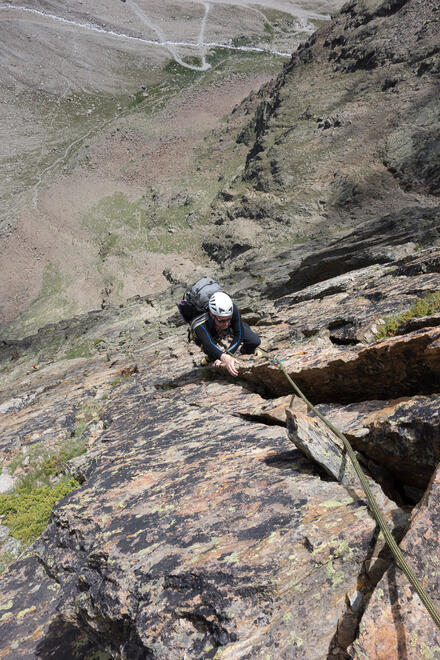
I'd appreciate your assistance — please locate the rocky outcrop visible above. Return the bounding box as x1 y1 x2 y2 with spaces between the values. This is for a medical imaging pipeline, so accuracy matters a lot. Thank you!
0 356 137 456
0 289 178 388
1 0 440 657
239 327 440 403
0 338 392 659
282 207 440 295
202 236 253 264
212 0 440 269
238 394 300 426
349 464 440 658
315 396 440 490
273 259 440 346
236 388 440 496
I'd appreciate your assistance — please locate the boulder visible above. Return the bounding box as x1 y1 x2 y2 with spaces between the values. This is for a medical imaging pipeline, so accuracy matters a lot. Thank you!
316 396 440 489
285 407 405 521
286 407 359 486
236 394 301 426
239 327 440 403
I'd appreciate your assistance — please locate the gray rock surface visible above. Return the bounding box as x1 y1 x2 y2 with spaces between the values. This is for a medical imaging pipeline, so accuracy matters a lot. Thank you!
1 0 440 657
349 463 440 659
0 470 15 495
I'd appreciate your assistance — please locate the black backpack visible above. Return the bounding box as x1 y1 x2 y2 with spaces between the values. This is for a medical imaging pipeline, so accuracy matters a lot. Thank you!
177 277 222 324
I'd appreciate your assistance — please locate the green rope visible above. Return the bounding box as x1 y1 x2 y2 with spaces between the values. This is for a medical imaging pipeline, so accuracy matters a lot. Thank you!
273 356 440 630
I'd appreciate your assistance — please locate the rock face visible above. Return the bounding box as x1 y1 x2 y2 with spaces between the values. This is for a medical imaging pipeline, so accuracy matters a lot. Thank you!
0 340 390 659
0 356 137 456
1 0 440 657
349 464 440 659
1 244 440 658
239 326 440 403
283 207 440 296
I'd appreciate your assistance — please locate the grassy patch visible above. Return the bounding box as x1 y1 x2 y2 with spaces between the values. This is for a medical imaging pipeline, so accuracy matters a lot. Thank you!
64 342 92 360
164 60 200 84
182 56 204 68
309 19 330 32
85 651 113 660
129 91 148 108
204 47 264 68
98 233 119 261
83 185 212 256
231 35 260 47
258 7 308 33
264 22 274 38
9 437 87 482
0 438 87 544
41 437 88 474
110 371 135 388
375 291 440 339
0 551 16 574
2 262 77 341
83 191 149 237
0 478 79 544
74 400 103 437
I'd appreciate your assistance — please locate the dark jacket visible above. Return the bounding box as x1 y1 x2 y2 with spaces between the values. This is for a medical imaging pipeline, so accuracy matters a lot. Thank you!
192 303 243 361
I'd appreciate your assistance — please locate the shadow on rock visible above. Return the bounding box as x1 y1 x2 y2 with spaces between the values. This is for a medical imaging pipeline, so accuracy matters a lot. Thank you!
36 614 152 660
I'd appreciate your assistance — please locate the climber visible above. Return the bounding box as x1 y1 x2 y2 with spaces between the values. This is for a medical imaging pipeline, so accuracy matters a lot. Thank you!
191 291 261 377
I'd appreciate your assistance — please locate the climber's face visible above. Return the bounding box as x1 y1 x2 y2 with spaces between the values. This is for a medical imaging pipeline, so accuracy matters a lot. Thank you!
211 313 232 328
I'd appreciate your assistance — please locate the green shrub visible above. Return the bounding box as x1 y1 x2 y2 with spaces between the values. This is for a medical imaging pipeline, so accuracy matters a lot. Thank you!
110 371 133 388
0 436 87 544
409 291 440 317
74 399 103 436
163 60 199 83
375 291 440 339
0 477 79 543
231 35 255 47
264 22 274 37
9 438 87 484
181 56 203 68
73 419 88 438
40 438 87 475
129 91 147 107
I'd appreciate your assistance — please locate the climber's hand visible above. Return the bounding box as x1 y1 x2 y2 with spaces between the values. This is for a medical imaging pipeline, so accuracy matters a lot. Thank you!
220 353 239 377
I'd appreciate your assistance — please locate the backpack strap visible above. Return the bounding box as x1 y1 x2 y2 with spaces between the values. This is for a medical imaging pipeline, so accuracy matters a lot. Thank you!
190 312 209 341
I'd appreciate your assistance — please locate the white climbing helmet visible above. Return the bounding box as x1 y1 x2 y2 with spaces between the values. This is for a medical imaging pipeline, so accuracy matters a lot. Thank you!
208 292 233 317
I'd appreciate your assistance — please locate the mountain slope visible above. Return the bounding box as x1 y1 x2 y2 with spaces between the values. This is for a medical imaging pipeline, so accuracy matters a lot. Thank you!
1 0 440 658
207 0 439 268
0 0 338 336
